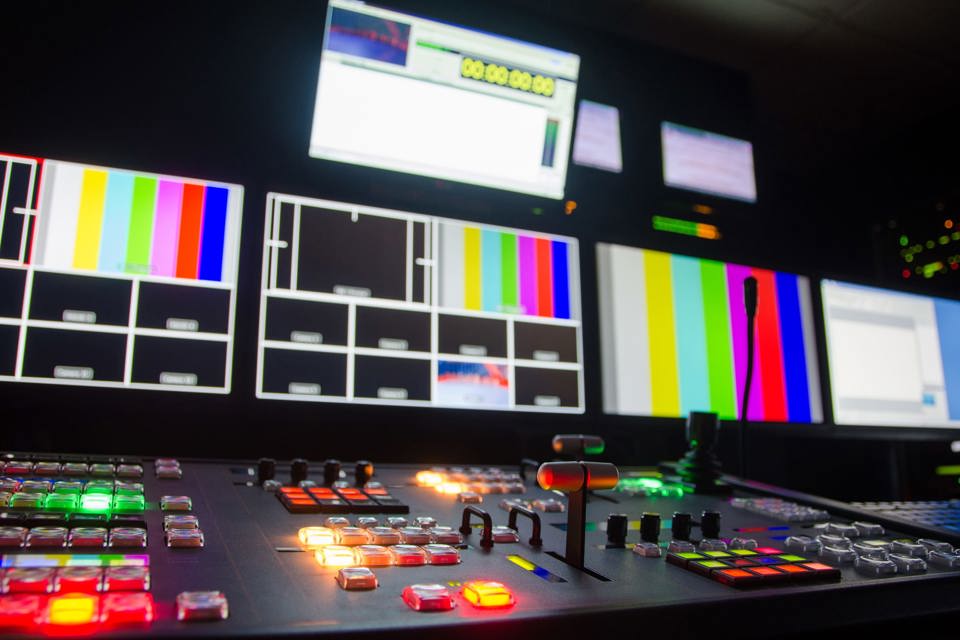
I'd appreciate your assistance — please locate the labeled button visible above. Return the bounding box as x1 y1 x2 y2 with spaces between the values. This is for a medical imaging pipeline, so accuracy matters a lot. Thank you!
491 526 520 543
160 496 192 512
917 539 953 554
336 527 371 546
166 528 205 548
785 536 822 554
0 594 43 626
103 566 150 592
368 527 401 546
109 528 148 549
25 527 68 548
430 527 463 545
461 580 515 608
928 550 960 569
390 545 428 566
825 523 860 538
100 592 155 624
852 542 888 560
44 592 99 626
314 545 357 567
176 591 228 622
54 567 103 594
816 534 852 549
398 527 431 545
402 584 455 611
5 567 55 593
633 541 662 558
336 567 378 590
423 544 460 565
355 545 393 567
852 521 884 536
164 515 199 531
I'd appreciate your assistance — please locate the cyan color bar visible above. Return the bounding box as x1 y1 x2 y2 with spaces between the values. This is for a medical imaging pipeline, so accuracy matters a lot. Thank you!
198 186 229 281
935 298 960 421
551 240 570 319
481 229 502 312
775 273 811 423
671 255 711 416
97 171 134 273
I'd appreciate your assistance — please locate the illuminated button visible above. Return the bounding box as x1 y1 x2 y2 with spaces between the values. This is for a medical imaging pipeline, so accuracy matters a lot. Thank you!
0 594 43 626
399 527 431 545
777 554 809 563
176 591 228 622
0 526 27 547
52 481 83 495
336 527 371 546
355 544 393 567
890 540 927 558
747 566 790 583
728 537 758 550
5 567 55 593
785 536 822 554
115 482 144 496
702 551 732 559
423 544 461 565
386 517 408 529
79 494 112 513
817 534 852 549
89 464 115 477
299 527 335 548
799 562 841 580
0 478 20 492
356 517 379 529
532 499 564 512
4 461 32 475
84 481 114 495
10 493 45 509
164 515 199 530
113 495 145 513
389 545 427 566
729 549 758 557
33 462 61 477
25 527 68 548
368 527 401 546
108 527 148 548
825 523 860 538
852 521 884 536
67 527 107 547
666 552 706 567
54 567 103 593
430 526 463 545
458 492 482 504
723 558 759 567
820 545 857 565
491 526 520 543
775 564 814 579
714 568 762 587
324 516 351 529
753 556 787 566
852 542 888 560
103 566 150 592
21 480 51 494
918 539 953 554
402 584 455 612
689 560 729 576
668 541 696 553
698 539 727 552
336 567 378 590
166 528 204 548
633 542 662 558
116 464 144 479
461 580 515 609
61 463 89 476
928 550 960 569
101 592 154 624
44 494 78 511
156 465 182 480
890 554 927 574
854 555 897 577
315 545 356 567
415 516 437 529
45 593 99 626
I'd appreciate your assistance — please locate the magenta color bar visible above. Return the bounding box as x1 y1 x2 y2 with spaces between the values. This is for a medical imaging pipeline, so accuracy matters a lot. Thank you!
150 180 183 276
726 263 764 421
518 235 538 316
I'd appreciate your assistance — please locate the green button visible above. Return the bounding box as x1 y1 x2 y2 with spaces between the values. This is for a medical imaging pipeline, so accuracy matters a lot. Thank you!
115 483 144 496
112 495 145 512
10 493 45 508
45 494 78 510
778 554 807 562
52 482 83 495
80 494 113 512
677 552 705 560
704 551 732 558
696 560 728 569
84 481 115 495
730 549 757 556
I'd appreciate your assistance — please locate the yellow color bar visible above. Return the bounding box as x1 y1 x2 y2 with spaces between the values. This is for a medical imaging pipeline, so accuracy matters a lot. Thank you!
73 169 108 269
507 554 536 571
644 251 680 416
464 227 481 310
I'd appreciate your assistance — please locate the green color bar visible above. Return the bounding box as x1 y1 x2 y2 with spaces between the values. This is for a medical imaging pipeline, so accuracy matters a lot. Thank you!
936 465 960 476
416 40 453 52
701 260 737 419
652 215 698 237
501 233 518 310
125 176 158 274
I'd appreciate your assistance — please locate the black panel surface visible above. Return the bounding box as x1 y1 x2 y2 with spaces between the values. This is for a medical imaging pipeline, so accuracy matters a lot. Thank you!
274 201 294 290
131 336 227 387
28 272 131 326
514 321 578 363
438 314 507 358
0 161 31 261
0 267 25 318
265 297 348 345
136 282 230 334
0 324 17 375
354 355 431 401
515 366 579 407
261 348 347 396
22 328 126 381
355 307 430 353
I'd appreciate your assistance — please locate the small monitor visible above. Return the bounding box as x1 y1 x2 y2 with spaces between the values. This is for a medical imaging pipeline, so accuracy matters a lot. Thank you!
822 280 960 428
597 243 822 422
571 100 622 173
661 122 757 203
309 0 581 199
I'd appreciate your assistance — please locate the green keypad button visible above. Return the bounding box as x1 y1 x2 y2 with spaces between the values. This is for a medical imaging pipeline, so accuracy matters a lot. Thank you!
703 551 732 558
730 549 758 556
778 554 808 562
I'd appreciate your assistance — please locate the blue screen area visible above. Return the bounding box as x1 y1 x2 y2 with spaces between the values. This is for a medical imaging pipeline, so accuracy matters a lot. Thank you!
934 298 960 421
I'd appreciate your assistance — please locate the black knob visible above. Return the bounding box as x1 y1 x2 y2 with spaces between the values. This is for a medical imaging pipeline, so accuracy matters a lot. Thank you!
701 511 721 539
640 512 661 543
672 512 692 541
257 458 276 485
323 459 341 486
290 458 309 485
355 460 374 486
606 514 628 548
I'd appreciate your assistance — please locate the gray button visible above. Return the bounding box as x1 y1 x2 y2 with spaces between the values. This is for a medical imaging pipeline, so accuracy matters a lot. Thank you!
668 540 696 553
854 555 897 577
729 537 758 550
853 542 888 560
785 535 822 554
889 553 927 574
698 538 727 552
917 539 953 554
817 534 852 549
633 542 662 557
890 540 928 558
852 521 885 536
927 550 960 569
826 523 860 538
820 545 857 565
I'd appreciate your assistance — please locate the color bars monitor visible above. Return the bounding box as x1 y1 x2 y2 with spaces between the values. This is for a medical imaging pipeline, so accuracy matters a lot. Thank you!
597 243 822 422
309 0 580 199
822 280 960 428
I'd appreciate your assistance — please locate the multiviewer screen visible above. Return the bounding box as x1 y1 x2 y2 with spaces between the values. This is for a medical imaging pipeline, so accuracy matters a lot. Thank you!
661 122 757 203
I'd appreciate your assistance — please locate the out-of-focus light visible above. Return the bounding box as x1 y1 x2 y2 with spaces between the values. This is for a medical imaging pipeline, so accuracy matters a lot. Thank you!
902 269 911 279
564 200 577 215
415 471 444 487
46 593 98 626
946 220 954 229
692 204 713 215
79 494 112 513
298 527 335 548
435 482 465 495
899 234 909 246
652 215 720 240
315 545 357 567
461 580 516 608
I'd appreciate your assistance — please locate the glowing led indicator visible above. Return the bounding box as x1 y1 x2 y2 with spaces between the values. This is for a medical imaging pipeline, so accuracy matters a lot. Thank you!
899 235 909 246
435 482 465 495
415 471 443 487
46 593 99 626
298 526 335 548
80 494 112 513
461 580 516 609
315 545 357 567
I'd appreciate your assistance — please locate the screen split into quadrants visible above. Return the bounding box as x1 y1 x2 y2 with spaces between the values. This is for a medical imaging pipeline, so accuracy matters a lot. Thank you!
0 152 243 393
256 194 584 412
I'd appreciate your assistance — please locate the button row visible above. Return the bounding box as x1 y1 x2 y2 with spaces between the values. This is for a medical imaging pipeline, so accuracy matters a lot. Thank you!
316 543 461 567
0 526 148 549
0 461 143 479
163 515 204 549
0 512 145 528
730 497 830 523
154 459 182 480
667 547 841 588
299 523 464 547
0 566 150 594
279 485 407 514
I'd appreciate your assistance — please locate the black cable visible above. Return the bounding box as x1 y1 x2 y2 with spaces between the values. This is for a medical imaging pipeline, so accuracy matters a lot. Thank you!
739 276 758 479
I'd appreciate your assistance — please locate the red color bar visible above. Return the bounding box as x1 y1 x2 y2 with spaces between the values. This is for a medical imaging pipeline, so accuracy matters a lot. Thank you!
175 183 205 278
535 238 553 317
753 269 787 421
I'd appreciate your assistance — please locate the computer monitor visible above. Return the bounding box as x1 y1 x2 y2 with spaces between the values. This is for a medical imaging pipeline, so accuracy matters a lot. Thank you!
821 279 960 428
309 0 580 199
661 122 757 203
597 243 822 422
